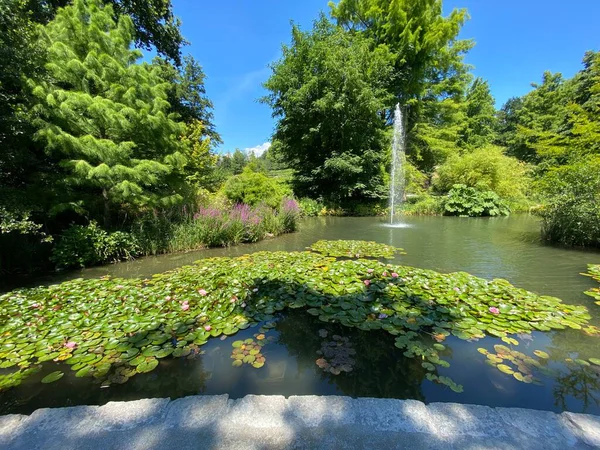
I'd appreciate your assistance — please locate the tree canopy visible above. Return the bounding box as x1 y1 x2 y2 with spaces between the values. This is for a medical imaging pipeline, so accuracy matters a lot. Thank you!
263 16 394 205
29 0 187 225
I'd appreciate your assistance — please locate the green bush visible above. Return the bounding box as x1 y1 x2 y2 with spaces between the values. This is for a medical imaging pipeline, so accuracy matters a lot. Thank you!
443 184 510 217
433 145 530 200
130 211 176 256
222 168 291 208
279 198 301 232
52 222 140 269
298 198 324 217
401 194 443 216
538 157 600 247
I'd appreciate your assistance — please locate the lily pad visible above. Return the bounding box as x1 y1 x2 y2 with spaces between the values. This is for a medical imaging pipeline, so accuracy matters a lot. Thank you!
41 371 64 384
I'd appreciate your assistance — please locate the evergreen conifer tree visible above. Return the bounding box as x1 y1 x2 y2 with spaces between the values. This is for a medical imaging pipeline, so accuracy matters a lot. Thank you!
29 0 187 226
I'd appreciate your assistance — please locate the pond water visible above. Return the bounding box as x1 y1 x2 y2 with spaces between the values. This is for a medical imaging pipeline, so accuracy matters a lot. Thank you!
2 215 600 415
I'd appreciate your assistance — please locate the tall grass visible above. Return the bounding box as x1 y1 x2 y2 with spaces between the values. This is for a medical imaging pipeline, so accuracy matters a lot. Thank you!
132 199 300 255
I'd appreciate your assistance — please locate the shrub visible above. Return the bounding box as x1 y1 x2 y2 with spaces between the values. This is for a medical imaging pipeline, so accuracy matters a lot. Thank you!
222 168 291 208
298 198 324 217
433 145 530 200
443 184 510 217
279 198 300 232
164 202 300 253
537 157 600 247
130 211 176 256
401 194 444 216
52 222 140 268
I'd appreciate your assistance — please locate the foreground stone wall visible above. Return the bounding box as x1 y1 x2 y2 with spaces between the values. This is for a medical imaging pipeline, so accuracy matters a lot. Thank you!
1 395 599 449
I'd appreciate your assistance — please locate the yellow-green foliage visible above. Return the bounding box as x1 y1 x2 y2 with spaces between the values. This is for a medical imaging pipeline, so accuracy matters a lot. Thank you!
433 145 530 199
222 168 292 208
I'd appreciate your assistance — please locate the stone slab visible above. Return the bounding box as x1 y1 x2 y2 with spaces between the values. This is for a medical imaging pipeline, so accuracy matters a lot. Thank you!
496 407 579 448
165 394 229 429
562 411 600 448
94 397 170 431
0 414 27 446
286 395 357 428
1 395 599 450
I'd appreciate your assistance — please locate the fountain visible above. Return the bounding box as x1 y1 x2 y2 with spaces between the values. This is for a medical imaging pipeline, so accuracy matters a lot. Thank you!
389 104 406 224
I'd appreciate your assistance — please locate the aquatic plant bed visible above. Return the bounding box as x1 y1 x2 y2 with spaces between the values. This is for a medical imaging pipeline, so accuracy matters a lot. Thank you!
2 394 600 450
1 240 600 411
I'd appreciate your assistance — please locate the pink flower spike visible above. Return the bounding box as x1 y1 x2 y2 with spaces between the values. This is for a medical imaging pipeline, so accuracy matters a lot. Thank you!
198 289 207 296
489 307 500 315
367 269 374 274
364 280 371 286
391 273 399 278
204 325 212 331
181 303 190 311
64 341 77 349
382 271 389 277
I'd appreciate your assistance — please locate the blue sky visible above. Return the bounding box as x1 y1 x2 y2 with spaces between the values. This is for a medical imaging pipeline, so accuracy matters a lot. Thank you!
171 0 600 154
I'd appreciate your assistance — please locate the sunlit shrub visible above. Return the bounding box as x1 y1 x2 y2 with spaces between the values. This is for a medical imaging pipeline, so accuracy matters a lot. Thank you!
433 145 530 200
443 184 510 217
298 198 324 217
537 157 600 247
401 194 444 216
222 168 291 208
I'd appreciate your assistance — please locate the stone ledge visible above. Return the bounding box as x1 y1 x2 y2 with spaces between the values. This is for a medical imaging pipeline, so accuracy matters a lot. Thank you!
1 395 598 450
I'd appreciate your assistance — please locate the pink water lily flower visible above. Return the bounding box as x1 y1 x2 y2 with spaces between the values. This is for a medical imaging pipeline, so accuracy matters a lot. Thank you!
204 325 212 331
181 302 190 311
198 289 208 296
165 296 172 301
489 307 500 315
382 271 389 277
391 273 399 278
367 269 374 274
364 280 371 286
64 341 77 349
453 287 461 293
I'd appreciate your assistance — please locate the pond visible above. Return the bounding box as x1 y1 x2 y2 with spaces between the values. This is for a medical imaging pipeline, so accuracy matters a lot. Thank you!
2 215 600 415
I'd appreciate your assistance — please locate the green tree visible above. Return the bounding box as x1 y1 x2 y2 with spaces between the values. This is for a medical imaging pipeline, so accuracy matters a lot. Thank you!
154 55 221 145
180 120 217 189
230 149 249 175
459 78 497 149
25 0 185 63
0 0 48 196
262 17 394 205
330 0 473 172
29 0 187 226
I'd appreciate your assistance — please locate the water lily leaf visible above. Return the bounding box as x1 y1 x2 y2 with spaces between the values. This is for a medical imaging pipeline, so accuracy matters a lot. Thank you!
232 360 242 367
136 358 159 373
533 350 549 359
497 364 514 375
501 336 519 346
589 358 600 366
41 371 64 384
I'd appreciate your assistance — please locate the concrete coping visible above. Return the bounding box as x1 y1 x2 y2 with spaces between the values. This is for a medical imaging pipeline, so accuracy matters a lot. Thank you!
1 395 599 449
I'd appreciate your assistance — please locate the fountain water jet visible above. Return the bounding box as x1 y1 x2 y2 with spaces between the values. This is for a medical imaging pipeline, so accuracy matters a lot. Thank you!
389 104 406 224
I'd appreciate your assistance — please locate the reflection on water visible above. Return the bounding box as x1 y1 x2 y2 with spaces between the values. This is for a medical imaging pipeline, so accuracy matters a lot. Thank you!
2 215 600 415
